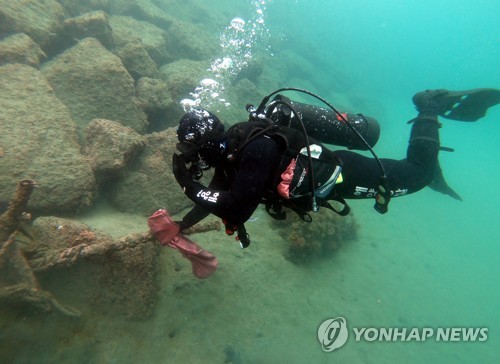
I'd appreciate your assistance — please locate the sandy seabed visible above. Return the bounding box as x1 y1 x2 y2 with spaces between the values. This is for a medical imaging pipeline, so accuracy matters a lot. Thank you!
2 189 497 364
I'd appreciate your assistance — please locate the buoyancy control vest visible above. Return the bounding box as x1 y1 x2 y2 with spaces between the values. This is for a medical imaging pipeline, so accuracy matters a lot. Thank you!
224 119 350 221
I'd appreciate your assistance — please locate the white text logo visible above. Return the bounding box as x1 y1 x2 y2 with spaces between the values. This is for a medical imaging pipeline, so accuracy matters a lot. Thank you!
317 317 348 352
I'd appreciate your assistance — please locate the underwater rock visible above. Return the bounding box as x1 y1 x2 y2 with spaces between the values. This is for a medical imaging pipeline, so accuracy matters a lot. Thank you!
30 216 111 253
160 59 210 98
41 37 148 138
232 59 264 85
165 20 219 61
108 127 194 216
136 77 175 130
113 40 159 80
26 216 160 320
0 33 46 68
220 78 263 123
0 64 96 215
109 0 174 30
0 0 65 55
110 15 171 65
273 208 359 263
136 77 173 113
255 55 290 95
57 0 111 17
84 119 146 183
156 0 234 32
159 58 211 122
62 10 114 49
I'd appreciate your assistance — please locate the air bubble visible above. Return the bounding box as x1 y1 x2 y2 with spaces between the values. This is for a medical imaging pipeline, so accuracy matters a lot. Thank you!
182 1 272 113
230 18 246 31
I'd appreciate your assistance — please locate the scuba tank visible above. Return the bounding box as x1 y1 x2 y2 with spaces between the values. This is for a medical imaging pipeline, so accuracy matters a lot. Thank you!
269 95 380 150
248 87 389 214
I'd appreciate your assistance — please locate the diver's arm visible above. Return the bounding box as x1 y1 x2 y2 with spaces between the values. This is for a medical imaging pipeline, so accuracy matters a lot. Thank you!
177 204 210 231
176 166 228 230
182 183 259 226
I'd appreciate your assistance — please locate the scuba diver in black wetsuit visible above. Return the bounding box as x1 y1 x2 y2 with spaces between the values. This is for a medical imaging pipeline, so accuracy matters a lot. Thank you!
172 88 500 248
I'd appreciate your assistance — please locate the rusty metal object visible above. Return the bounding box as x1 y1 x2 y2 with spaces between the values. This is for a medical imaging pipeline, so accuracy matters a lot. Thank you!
0 232 81 317
183 220 221 235
29 232 155 272
0 179 37 242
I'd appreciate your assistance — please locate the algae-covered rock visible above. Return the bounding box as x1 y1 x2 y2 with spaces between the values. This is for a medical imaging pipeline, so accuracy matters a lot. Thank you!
108 128 192 216
136 78 173 113
159 59 211 125
217 78 263 125
166 20 219 61
57 0 111 17
0 0 65 54
273 208 359 263
136 77 175 130
62 10 114 49
84 119 146 183
155 0 237 33
113 40 159 80
0 64 96 215
109 0 174 30
160 58 210 101
41 37 147 138
110 15 171 65
0 33 46 67
31 216 160 320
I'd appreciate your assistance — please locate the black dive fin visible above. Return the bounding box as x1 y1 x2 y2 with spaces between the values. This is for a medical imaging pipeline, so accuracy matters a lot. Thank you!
428 161 462 201
440 88 500 122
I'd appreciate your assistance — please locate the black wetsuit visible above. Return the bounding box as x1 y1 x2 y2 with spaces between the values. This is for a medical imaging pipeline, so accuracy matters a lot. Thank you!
178 113 440 229
336 114 439 200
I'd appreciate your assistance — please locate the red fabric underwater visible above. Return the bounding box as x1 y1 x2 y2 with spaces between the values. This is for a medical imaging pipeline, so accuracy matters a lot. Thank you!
148 209 218 279
277 158 296 199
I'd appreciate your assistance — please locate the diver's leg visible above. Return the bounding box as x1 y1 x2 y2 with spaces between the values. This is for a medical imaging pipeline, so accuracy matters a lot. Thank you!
334 88 499 202
333 112 440 200
406 113 440 175
412 88 500 121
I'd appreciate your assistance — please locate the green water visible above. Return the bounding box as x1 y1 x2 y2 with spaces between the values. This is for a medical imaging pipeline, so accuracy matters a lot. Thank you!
2 0 499 363
262 1 500 362
268 1 500 362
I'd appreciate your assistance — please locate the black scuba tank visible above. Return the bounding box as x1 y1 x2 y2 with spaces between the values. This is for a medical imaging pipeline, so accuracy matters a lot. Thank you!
270 96 380 150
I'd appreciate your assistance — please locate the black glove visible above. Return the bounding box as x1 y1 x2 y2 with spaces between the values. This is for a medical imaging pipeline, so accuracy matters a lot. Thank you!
374 176 391 214
172 154 194 190
174 220 186 232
